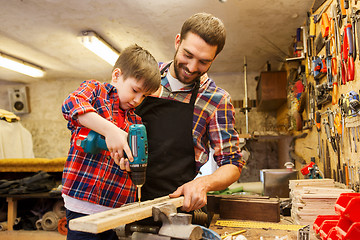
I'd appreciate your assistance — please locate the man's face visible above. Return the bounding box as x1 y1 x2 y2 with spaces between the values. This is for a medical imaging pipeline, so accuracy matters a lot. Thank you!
172 32 217 84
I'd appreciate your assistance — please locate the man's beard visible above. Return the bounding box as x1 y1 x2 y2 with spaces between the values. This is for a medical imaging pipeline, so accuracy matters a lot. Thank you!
173 51 208 85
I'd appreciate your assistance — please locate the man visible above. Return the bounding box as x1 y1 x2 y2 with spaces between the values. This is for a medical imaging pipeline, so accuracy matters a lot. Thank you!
120 12 245 212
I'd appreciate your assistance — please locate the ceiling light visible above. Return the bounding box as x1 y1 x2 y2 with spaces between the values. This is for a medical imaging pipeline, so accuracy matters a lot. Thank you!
78 30 120 66
0 52 45 78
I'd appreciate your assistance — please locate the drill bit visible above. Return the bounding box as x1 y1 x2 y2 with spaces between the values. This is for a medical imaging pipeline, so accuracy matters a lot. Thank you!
138 186 141 205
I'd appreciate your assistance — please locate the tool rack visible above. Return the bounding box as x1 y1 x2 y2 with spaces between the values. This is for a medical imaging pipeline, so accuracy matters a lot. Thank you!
285 0 360 194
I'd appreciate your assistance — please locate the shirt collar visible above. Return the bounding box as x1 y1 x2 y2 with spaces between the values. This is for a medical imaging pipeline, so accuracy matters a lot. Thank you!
159 62 209 90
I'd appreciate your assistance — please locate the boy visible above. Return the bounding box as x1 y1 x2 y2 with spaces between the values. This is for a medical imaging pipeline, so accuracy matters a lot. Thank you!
61 44 160 240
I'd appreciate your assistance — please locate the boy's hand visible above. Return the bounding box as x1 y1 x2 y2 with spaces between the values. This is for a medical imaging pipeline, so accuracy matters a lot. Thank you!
105 128 134 166
115 158 131 172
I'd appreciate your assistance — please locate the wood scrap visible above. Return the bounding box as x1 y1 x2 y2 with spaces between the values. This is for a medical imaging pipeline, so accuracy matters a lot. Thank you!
69 196 184 234
207 194 269 214
219 197 280 223
289 179 354 225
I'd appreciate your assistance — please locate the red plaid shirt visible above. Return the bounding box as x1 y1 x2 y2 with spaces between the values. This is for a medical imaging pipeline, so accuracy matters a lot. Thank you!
61 80 141 208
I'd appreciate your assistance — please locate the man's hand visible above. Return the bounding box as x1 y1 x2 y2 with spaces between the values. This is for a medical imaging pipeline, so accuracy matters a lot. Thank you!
169 164 241 212
169 177 209 212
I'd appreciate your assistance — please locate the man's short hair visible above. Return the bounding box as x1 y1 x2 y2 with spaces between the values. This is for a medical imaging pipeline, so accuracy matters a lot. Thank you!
113 44 160 93
180 12 226 56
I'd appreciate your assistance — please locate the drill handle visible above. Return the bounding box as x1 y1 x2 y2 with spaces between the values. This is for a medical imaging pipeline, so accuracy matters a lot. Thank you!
84 130 108 154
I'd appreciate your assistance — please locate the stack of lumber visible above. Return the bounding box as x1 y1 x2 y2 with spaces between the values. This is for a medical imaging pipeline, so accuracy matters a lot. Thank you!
289 179 354 226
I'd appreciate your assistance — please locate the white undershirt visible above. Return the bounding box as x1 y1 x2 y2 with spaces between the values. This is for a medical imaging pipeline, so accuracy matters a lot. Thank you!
166 70 191 91
62 193 113 215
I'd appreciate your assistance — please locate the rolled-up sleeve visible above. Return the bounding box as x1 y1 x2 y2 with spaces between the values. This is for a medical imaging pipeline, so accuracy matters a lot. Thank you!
209 93 245 172
62 80 99 129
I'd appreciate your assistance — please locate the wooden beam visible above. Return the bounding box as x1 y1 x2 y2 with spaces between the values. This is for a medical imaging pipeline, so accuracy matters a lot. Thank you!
219 198 280 223
69 196 184 234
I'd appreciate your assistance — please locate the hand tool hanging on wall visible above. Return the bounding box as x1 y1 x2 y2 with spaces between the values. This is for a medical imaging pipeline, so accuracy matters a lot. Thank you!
351 127 357 152
323 117 338 152
316 111 322 161
316 82 332 109
321 12 331 38
313 56 327 81
338 94 348 151
314 1 333 23
347 159 353 189
310 14 316 63
308 82 316 128
345 23 355 81
332 82 339 105
301 157 323 179
333 110 342 183
331 4 341 54
325 141 332 178
354 9 360 61
331 5 342 105
344 162 349 186
340 32 348 85
327 108 336 134
351 8 357 61
337 0 346 19
325 39 333 88
338 93 350 117
348 90 360 116
334 110 344 154
315 33 326 55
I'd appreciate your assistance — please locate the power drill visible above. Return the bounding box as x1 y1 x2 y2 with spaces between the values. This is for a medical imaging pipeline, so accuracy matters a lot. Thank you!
74 124 148 203
301 157 322 179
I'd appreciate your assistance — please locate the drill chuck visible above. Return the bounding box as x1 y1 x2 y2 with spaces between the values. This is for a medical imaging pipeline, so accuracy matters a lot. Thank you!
130 167 146 187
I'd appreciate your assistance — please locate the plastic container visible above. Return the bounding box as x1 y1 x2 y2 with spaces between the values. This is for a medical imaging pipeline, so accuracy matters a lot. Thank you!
313 193 360 240
313 215 340 234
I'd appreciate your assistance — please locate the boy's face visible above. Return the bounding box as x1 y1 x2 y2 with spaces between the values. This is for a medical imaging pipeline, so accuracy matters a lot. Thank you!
111 69 151 110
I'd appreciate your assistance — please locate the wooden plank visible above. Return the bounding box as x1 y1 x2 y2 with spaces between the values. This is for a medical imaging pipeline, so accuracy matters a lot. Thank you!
207 195 269 214
219 198 280 223
69 196 184 234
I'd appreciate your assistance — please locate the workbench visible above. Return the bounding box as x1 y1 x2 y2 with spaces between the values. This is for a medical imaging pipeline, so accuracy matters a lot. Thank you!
0 157 65 231
0 192 62 231
209 214 316 239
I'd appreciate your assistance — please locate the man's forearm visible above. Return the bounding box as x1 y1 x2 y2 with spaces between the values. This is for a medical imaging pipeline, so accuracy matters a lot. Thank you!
200 164 241 192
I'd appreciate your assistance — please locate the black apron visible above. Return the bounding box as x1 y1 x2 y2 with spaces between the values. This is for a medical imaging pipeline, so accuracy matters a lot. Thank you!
135 64 199 201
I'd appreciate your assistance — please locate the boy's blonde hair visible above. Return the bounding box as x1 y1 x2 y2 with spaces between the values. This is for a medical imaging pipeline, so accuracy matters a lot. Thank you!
113 44 160 93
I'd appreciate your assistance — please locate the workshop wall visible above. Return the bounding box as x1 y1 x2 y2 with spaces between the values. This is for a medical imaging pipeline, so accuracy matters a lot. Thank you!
0 78 82 158
1 70 280 159
289 0 360 189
